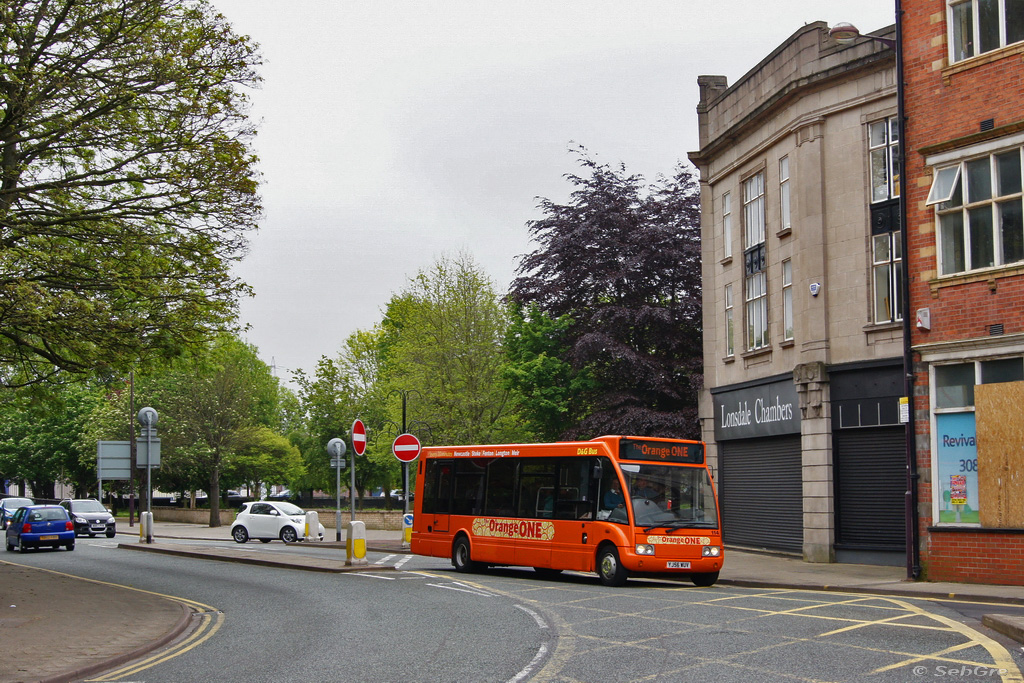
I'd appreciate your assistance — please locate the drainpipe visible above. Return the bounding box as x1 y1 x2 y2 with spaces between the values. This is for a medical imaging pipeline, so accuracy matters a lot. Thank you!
895 0 922 581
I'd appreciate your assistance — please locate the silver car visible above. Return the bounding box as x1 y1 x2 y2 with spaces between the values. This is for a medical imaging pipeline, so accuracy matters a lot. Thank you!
1 497 33 530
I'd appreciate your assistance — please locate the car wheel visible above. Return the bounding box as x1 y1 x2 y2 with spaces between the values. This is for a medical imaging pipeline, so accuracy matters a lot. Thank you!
260 538 272 543
6 538 14 552
280 527 298 544
106 529 116 538
17 538 28 553
232 526 249 543
597 545 628 587
65 542 75 551
452 535 477 573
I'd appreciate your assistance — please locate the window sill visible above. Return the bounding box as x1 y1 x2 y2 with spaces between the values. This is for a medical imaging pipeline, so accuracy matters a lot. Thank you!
779 339 794 348
720 255 733 267
928 525 1024 535
775 227 792 239
722 355 735 364
741 347 772 361
862 321 902 333
942 42 1024 83
928 262 1024 297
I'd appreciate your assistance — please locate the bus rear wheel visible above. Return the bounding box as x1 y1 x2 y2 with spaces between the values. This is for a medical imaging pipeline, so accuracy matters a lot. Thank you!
690 571 719 587
597 546 628 587
452 536 477 573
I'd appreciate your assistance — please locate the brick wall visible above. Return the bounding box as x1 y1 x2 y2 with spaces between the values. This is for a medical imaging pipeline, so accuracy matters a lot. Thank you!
924 531 1024 585
903 0 1024 585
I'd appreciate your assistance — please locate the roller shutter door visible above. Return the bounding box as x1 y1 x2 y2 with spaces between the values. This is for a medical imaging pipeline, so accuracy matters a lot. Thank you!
834 428 906 551
719 435 802 553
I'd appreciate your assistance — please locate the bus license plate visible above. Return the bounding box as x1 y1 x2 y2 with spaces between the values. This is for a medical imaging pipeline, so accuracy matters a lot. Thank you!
40 535 58 541
666 561 691 569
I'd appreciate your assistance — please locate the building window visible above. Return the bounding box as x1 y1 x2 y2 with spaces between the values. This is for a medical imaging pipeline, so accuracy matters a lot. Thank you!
870 117 900 203
869 116 903 323
932 357 1024 526
743 172 768 350
948 0 1024 63
779 157 791 231
724 284 734 357
722 192 733 259
872 231 903 323
781 259 793 341
928 145 1024 276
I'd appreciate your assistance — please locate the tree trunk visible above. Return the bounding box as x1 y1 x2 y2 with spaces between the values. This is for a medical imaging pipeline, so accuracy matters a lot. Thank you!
209 465 221 527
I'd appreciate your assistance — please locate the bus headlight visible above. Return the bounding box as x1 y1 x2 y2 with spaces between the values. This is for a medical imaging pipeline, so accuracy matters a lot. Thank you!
702 546 721 557
635 544 655 555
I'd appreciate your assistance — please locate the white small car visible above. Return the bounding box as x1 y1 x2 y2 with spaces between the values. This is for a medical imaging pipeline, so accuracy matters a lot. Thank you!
231 501 325 544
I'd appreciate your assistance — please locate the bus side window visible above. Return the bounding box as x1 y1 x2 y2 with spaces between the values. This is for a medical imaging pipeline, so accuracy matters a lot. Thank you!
452 459 485 515
519 459 556 519
485 458 516 516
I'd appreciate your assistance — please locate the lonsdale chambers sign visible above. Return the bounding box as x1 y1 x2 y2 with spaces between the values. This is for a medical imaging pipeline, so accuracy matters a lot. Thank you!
712 376 801 441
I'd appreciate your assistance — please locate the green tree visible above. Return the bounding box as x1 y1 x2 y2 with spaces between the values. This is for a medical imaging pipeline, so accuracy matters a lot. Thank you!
148 335 279 525
0 0 262 386
225 426 305 499
0 382 104 498
296 329 398 504
382 253 523 445
503 304 597 441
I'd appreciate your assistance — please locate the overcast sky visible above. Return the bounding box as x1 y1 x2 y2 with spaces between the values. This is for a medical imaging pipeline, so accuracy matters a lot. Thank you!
209 1 895 384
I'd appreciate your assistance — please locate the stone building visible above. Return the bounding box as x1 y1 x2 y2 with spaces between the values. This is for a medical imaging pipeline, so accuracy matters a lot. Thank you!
689 22 907 564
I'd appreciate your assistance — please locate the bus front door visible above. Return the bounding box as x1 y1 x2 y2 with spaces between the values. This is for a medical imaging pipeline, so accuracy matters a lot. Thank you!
430 462 452 533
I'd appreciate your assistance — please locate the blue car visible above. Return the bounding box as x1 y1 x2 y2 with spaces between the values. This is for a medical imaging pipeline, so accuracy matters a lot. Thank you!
5 505 76 552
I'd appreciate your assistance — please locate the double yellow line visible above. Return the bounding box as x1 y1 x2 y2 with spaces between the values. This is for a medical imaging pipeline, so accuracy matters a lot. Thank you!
1 560 223 681
88 603 223 681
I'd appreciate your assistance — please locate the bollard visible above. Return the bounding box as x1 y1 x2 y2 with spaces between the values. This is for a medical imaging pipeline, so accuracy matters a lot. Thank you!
139 511 153 544
346 520 367 566
402 513 413 549
304 511 321 542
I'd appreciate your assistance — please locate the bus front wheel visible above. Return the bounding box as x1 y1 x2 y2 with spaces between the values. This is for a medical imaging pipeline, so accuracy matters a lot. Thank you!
452 536 477 573
597 546 628 587
690 571 719 587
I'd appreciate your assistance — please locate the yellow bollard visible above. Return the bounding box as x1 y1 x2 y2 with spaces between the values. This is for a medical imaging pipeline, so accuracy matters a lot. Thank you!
346 520 367 566
402 513 413 548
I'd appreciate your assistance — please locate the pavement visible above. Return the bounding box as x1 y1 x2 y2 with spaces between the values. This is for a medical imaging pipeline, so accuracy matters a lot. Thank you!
2 521 1024 683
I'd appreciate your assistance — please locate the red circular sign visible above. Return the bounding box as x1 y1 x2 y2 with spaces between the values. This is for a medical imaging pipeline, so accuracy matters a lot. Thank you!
392 433 421 463
351 419 367 456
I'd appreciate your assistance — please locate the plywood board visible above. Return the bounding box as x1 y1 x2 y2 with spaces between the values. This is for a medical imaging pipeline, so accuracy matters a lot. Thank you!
976 381 1024 528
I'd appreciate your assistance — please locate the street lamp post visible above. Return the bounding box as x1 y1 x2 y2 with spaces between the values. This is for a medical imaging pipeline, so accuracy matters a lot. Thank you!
830 6 920 580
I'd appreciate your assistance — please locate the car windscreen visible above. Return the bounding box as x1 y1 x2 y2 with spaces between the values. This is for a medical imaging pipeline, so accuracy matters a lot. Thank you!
72 500 106 512
276 502 305 516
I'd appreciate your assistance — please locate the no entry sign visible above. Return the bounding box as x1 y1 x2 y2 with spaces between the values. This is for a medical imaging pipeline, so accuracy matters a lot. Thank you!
392 433 421 463
351 419 367 456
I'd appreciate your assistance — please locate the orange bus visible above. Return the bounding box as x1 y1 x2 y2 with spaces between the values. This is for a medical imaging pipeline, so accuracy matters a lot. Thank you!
411 435 723 587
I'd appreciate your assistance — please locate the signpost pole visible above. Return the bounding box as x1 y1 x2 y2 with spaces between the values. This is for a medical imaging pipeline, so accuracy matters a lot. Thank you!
327 438 347 541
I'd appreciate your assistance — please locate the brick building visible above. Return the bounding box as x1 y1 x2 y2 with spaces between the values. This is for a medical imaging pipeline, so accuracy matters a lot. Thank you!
903 0 1024 584
690 23 907 565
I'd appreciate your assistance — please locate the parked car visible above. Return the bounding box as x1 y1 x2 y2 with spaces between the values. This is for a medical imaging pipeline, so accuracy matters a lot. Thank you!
5 505 75 552
230 500 325 544
60 499 117 538
0 497 33 529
